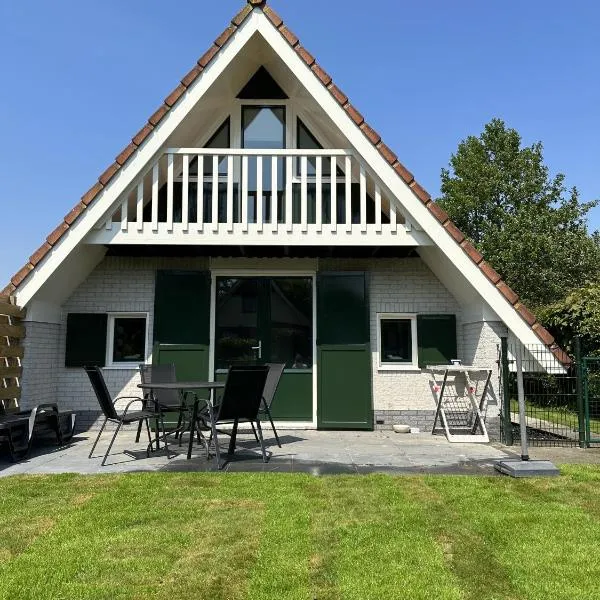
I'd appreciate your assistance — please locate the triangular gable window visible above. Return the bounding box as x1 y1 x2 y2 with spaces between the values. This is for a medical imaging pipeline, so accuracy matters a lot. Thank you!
297 118 342 177
189 118 230 176
237 66 288 99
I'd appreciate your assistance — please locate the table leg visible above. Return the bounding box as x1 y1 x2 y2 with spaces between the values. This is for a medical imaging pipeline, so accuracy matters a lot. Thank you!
187 398 199 460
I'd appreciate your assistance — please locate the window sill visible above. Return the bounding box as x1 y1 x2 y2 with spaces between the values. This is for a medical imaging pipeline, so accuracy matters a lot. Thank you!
103 364 146 371
377 364 422 372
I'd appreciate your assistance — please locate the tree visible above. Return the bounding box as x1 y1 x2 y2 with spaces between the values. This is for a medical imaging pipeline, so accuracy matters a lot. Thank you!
537 284 600 356
438 119 600 308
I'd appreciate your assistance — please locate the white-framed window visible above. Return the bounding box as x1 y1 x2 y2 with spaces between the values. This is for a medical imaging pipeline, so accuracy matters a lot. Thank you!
377 313 419 370
106 313 148 368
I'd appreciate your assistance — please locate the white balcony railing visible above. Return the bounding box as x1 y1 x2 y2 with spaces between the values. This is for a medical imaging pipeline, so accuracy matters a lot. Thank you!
88 149 425 246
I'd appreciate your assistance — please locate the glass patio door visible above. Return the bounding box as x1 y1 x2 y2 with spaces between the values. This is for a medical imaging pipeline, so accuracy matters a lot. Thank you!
215 276 314 421
215 277 312 369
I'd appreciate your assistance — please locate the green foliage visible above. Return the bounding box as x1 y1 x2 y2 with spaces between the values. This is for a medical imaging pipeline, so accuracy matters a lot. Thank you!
438 119 600 307
537 283 600 356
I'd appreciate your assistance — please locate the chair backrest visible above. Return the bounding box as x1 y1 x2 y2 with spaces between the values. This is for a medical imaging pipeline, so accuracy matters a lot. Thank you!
263 363 286 409
138 364 179 407
84 366 118 420
217 365 269 422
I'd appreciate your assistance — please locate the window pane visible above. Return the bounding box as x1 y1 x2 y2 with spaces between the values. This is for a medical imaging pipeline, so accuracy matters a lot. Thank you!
269 278 313 368
380 319 412 363
215 278 259 368
112 318 146 363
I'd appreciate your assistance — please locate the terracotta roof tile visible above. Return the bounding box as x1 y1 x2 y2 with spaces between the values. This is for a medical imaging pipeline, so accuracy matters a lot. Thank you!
132 124 153 147
328 83 348 106
263 6 283 28
5 1 566 361
311 64 332 86
479 260 501 285
296 46 315 67
115 143 137 166
461 239 484 265
46 222 69 246
164 84 186 107
198 45 220 68
409 181 430 204
98 163 120 186
181 65 203 88
64 203 86 226
345 103 364 126
148 105 169 126
515 302 536 326
1 283 16 296
533 323 555 346
279 25 299 47
360 122 381 145
231 4 252 27
497 281 519 305
377 142 397 165
393 161 414 185
551 345 572 365
427 201 449 224
215 26 236 48
443 220 465 244
81 182 103 206
29 243 52 267
11 264 33 287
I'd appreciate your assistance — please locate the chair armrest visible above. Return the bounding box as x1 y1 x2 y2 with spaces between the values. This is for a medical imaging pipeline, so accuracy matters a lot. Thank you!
120 398 147 417
113 396 145 406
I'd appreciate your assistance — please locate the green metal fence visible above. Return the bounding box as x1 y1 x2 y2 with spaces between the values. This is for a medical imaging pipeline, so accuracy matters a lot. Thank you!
499 338 584 447
582 356 600 446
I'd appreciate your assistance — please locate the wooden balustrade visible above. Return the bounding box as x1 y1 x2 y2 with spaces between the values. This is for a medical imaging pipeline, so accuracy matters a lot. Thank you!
89 148 424 246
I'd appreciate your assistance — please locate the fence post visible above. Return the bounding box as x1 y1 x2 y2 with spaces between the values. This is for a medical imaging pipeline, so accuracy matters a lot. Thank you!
575 336 586 448
500 337 513 446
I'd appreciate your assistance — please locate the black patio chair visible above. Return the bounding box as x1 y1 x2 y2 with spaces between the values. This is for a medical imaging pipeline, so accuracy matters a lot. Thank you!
257 363 285 448
137 364 187 445
205 365 269 469
0 403 76 462
84 366 163 466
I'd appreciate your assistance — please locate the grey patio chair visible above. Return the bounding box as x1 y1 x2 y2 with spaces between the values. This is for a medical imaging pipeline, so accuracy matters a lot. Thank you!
257 363 285 448
137 364 187 445
84 366 163 466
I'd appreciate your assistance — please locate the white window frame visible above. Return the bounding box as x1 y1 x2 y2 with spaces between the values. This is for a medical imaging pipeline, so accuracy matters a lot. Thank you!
377 313 419 371
105 312 149 369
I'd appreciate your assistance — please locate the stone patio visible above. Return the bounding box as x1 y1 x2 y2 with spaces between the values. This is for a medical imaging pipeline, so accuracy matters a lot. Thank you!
0 428 511 477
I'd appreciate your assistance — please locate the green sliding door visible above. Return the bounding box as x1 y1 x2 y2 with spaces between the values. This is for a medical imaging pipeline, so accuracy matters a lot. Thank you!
215 276 313 421
317 272 373 430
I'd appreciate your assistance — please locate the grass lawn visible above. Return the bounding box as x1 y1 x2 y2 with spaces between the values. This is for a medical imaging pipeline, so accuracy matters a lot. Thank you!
510 398 593 432
2 468 600 599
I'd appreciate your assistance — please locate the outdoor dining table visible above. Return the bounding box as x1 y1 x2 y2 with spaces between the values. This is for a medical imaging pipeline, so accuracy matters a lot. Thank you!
137 381 225 461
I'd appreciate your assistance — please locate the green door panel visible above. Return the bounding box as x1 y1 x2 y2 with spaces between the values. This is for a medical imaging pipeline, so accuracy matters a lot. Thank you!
318 345 372 429
317 272 373 430
269 371 313 421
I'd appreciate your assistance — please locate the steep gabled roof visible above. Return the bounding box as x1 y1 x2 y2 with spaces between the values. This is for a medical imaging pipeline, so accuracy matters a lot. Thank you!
1 0 569 365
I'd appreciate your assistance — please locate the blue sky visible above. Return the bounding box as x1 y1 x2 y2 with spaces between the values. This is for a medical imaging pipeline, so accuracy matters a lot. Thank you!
0 0 598 285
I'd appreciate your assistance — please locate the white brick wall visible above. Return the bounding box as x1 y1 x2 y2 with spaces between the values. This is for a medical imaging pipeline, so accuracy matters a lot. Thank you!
58 256 208 415
20 254 505 424
20 322 61 410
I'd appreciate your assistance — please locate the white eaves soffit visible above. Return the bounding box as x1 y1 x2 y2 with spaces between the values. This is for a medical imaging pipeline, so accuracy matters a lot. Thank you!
16 8 549 356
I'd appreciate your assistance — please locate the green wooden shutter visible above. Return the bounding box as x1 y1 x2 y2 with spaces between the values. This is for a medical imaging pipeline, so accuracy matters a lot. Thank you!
153 270 211 345
65 313 107 367
417 314 457 368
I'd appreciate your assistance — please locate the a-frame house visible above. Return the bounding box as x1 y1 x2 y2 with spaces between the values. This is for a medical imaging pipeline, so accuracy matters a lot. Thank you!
3 0 567 433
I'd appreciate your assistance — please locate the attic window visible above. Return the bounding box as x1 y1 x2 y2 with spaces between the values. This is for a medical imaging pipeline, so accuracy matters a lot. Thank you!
237 66 288 99
297 118 341 177
189 118 230 176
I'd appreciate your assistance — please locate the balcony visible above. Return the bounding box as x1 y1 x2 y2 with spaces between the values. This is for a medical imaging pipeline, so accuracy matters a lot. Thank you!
86 149 427 246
